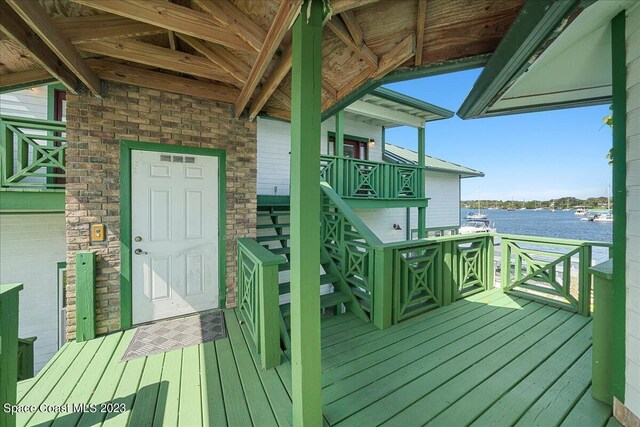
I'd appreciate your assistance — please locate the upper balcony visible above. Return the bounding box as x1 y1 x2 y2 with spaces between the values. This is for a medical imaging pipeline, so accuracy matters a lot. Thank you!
0 115 66 212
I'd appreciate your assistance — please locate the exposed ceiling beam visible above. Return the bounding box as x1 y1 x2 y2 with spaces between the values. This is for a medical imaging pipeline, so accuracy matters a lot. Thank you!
340 10 363 45
327 16 377 69
234 0 302 118
79 39 237 84
0 68 55 92
0 2 79 94
193 0 266 53
87 59 239 104
7 0 102 96
345 100 424 128
272 89 291 108
322 78 338 99
330 0 380 15
176 34 249 85
249 46 292 120
374 34 416 79
72 0 253 52
415 0 427 66
54 14 164 44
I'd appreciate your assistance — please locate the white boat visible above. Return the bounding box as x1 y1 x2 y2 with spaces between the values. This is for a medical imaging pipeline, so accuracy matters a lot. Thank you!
466 212 488 220
575 206 588 216
459 219 496 234
593 212 613 222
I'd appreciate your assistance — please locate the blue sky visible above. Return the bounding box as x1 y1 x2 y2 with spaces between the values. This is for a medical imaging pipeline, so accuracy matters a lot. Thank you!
383 68 613 201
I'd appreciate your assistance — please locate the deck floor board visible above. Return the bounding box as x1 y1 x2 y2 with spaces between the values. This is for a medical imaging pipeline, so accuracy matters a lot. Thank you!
16 291 609 426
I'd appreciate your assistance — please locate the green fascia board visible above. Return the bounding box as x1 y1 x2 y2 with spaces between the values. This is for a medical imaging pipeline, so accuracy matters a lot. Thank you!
371 87 454 120
457 0 582 119
0 190 64 212
322 54 489 121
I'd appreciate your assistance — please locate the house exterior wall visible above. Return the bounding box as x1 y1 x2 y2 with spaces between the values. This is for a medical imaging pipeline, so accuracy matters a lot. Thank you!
0 85 48 119
625 2 640 418
64 83 256 339
0 214 65 373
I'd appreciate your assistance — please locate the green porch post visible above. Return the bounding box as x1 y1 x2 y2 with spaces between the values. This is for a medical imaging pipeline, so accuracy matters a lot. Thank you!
611 10 627 404
335 109 345 192
0 283 23 427
290 0 323 425
417 126 426 238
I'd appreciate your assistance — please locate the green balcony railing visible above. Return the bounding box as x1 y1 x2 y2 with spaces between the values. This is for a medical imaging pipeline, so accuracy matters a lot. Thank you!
0 115 66 191
320 155 424 201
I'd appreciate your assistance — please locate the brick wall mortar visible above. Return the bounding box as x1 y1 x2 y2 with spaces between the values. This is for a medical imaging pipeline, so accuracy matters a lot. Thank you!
65 83 256 339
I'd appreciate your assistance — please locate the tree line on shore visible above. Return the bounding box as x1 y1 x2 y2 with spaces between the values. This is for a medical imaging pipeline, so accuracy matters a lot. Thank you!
462 196 610 210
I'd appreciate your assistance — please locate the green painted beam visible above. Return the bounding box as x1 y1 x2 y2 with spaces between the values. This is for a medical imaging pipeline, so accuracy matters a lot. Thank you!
0 283 23 427
417 127 426 238
343 198 427 209
290 0 323 424
0 190 64 212
610 10 626 404
75 251 96 342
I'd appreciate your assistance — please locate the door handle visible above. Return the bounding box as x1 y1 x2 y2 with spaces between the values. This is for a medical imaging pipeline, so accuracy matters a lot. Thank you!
134 248 148 255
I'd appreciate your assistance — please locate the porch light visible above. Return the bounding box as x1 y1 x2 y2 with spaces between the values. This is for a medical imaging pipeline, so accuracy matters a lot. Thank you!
368 138 376 148
393 223 402 230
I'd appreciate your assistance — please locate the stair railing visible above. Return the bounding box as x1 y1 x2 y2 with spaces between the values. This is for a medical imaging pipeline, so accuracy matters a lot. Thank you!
237 238 286 369
17 337 37 381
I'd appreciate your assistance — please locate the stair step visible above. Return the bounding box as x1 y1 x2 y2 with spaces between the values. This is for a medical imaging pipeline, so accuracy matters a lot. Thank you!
257 223 290 229
257 211 290 216
278 262 290 272
280 291 352 317
256 234 290 243
279 273 339 294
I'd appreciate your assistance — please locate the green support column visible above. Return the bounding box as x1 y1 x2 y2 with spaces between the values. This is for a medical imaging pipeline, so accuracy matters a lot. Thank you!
611 10 627 403
0 283 23 427
290 0 323 425
417 126 426 238
335 109 345 192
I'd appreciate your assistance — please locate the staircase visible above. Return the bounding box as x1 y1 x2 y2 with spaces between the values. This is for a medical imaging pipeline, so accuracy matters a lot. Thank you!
256 200 353 348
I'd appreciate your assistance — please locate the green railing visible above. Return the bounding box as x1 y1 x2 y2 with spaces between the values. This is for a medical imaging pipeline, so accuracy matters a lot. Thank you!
0 115 66 190
1 283 23 427
320 155 424 200
500 234 612 316
17 337 36 381
237 238 285 369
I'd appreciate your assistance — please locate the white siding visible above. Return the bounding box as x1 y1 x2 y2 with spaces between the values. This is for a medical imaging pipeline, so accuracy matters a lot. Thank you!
354 208 408 243
626 2 640 416
0 85 48 119
256 116 383 196
0 214 66 373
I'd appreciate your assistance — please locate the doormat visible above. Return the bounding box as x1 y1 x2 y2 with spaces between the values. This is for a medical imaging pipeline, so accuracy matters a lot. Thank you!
121 311 226 361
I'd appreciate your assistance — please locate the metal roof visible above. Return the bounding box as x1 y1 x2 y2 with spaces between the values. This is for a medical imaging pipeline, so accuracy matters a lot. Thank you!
383 143 484 178
344 87 454 129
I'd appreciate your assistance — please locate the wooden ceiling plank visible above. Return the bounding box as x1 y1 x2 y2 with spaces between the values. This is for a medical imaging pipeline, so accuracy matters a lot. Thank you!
176 33 249 85
0 2 79 94
330 0 380 15
0 68 53 90
374 34 416 79
415 0 427 66
272 89 291 108
55 14 165 44
6 0 101 95
72 0 254 52
249 46 292 120
340 10 363 46
327 16 377 69
322 78 338 99
234 0 302 118
192 0 266 53
87 59 239 104
79 39 238 84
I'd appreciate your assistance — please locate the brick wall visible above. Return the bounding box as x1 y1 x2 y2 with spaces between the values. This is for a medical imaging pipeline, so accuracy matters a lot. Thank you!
64 83 257 339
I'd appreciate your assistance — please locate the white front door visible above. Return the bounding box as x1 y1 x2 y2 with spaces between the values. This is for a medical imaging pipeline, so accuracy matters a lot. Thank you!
131 149 219 324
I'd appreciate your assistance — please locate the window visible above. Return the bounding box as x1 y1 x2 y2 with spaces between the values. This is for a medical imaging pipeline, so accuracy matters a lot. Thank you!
328 135 369 160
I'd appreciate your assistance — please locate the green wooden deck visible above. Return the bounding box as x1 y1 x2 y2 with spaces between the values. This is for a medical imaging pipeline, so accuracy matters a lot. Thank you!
16 289 611 426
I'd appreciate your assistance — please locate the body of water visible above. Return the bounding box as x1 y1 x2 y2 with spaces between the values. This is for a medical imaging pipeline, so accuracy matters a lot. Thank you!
461 208 613 264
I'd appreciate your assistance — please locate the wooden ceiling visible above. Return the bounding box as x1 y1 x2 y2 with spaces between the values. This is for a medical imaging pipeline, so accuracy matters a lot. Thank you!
0 0 525 120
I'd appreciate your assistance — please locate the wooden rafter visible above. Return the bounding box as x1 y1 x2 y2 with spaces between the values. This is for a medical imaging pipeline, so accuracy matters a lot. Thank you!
415 0 427 66
249 46 292 120
234 0 302 118
54 14 164 44
176 34 250 86
0 68 53 91
72 0 253 52
87 59 239 104
373 34 416 78
193 0 266 53
78 39 238 84
330 0 380 15
322 79 338 99
272 89 291 108
327 16 377 69
168 31 177 51
0 2 79 94
340 10 363 46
